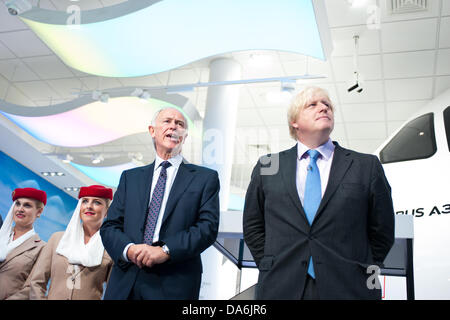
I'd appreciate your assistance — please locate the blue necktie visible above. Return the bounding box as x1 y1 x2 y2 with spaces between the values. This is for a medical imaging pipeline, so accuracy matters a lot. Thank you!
303 149 321 278
143 161 171 245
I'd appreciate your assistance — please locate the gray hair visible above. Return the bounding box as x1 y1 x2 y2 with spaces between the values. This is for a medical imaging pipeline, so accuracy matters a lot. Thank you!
150 107 189 150
151 107 189 130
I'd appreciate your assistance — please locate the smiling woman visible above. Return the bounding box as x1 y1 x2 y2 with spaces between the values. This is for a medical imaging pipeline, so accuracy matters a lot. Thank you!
0 188 47 300
10 185 115 300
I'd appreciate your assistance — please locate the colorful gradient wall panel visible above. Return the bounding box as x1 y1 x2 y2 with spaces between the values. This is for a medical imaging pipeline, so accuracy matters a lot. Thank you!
0 97 190 147
20 0 329 77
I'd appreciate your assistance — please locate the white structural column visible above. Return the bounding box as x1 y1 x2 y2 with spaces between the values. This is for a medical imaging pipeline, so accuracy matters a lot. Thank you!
202 58 242 211
200 58 242 300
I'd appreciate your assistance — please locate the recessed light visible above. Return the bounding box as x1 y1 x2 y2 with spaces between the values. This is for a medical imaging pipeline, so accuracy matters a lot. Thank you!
41 171 65 177
64 187 79 192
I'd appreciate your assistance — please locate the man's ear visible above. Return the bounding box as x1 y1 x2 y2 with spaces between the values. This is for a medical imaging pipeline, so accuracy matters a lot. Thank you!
148 125 155 138
291 122 299 129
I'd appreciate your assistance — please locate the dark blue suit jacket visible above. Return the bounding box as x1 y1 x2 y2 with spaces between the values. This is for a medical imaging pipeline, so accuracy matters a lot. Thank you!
243 143 395 299
100 160 220 300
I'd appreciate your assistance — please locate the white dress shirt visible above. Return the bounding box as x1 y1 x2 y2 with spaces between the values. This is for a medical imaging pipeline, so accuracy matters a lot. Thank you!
122 153 183 261
296 139 335 206
149 154 183 242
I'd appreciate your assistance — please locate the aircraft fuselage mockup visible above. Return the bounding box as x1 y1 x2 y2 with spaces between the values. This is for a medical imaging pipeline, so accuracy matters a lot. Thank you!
375 88 450 299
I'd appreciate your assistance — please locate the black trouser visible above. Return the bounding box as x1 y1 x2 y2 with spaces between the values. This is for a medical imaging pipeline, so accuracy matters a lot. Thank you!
127 269 164 300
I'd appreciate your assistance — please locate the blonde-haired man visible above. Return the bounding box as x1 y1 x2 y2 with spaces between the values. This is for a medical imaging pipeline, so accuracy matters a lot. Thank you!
243 86 394 300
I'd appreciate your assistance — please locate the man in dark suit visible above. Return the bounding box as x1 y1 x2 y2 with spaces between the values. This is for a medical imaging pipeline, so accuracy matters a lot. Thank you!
101 107 220 300
243 86 394 300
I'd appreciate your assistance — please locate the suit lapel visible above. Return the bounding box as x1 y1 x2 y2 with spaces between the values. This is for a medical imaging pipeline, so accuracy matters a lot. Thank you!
161 161 195 226
1 234 40 268
137 162 155 230
313 143 353 224
280 145 310 227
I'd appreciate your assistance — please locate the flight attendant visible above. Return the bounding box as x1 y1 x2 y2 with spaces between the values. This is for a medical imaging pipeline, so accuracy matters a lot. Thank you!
0 188 46 300
26 185 113 300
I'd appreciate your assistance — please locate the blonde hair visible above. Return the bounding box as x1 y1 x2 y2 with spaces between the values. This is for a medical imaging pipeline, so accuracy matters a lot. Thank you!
34 200 44 209
287 86 334 140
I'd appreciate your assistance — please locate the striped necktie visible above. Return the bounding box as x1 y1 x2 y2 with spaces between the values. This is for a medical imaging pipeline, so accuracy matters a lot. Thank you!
143 161 171 245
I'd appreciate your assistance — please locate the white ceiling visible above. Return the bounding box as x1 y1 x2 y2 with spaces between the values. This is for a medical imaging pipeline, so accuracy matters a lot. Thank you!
0 0 449 196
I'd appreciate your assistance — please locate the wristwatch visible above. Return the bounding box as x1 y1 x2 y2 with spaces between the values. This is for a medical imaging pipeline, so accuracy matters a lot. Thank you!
161 244 170 256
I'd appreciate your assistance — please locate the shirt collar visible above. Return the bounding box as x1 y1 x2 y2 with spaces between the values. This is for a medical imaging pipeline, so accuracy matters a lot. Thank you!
297 138 335 161
154 153 183 171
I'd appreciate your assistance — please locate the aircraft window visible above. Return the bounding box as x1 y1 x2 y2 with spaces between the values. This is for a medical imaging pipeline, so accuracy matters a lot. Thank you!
380 113 436 164
444 106 450 152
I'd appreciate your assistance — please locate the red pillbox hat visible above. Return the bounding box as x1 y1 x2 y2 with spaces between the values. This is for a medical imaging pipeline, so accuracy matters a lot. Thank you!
12 188 47 205
78 185 113 200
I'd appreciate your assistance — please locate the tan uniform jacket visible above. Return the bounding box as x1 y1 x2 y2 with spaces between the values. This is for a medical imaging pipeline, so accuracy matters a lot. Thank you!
0 234 45 300
27 231 113 300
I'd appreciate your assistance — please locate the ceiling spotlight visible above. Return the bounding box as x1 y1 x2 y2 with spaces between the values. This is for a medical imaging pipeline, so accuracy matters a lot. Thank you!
92 90 109 103
141 90 151 100
348 72 364 93
348 35 364 94
5 0 32 16
280 80 296 93
131 88 143 97
128 152 143 161
92 154 104 164
92 90 101 100
99 93 109 103
62 154 74 163
131 88 151 100
347 83 362 93
347 82 363 93
128 152 144 165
